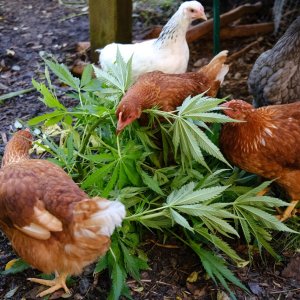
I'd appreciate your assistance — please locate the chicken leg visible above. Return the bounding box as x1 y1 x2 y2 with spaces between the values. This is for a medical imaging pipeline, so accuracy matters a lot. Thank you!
256 187 270 196
28 271 70 297
277 200 299 222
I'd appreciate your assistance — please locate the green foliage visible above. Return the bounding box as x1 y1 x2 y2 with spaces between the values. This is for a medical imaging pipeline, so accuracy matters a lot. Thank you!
1 259 30 275
22 53 297 298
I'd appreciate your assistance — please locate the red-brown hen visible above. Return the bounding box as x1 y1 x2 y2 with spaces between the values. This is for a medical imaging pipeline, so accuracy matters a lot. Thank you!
0 130 125 297
220 100 300 221
116 50 229 133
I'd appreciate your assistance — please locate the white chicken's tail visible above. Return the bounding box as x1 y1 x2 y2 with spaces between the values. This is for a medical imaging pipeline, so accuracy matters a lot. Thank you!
198 50 229 83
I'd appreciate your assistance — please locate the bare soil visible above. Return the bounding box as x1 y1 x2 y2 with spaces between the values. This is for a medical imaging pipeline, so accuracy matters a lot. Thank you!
0 0 299 299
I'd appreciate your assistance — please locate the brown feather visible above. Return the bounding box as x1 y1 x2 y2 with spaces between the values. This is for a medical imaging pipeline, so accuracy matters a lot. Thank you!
0 130 125 276
116 51 229 133
220 100 300 199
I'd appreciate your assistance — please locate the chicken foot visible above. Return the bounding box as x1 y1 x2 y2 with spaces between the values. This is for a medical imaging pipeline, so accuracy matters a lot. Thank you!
256 187 270 196
28 271 70 297
277 200 299 222
256 188 299 221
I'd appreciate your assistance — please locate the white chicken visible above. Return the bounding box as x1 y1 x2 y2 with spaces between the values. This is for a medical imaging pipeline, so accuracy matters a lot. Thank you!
98 1 207 82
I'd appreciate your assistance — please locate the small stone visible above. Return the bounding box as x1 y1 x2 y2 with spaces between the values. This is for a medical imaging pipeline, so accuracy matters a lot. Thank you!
11 65 21 71
79 277 90 294
234 72 241 80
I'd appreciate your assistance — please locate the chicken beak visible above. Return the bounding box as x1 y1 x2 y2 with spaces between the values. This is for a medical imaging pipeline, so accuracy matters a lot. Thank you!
116 126 122 135
198 10 207 21
220 102 230 108
116 112 124 135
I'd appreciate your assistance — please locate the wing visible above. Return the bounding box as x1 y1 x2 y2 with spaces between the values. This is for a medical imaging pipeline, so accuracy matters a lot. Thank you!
0 160 87 240
248 50 273 107
262 61 297 105
259 104 300 169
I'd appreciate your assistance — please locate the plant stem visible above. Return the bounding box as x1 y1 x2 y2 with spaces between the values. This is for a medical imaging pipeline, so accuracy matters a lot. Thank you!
125 205 168 221
117 135 121 158
76 117 103 176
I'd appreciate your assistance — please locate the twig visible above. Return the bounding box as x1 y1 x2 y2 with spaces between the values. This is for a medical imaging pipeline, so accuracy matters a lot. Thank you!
148 239 179 249
1 132 8 144
227 39 262 63
0 87 35 104
136 2 263 43
204 23 274 40
156 281 174 286
127 279 152 284
187 2 263 42
270 288 300 294
59 12 88 22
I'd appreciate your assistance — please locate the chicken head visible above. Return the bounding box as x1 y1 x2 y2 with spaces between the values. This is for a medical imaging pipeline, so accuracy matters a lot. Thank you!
181 1 207 21
221 100 254 120
116 101 142 134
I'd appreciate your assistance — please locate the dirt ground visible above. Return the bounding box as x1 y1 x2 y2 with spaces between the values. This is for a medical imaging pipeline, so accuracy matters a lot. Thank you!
0 0 300 299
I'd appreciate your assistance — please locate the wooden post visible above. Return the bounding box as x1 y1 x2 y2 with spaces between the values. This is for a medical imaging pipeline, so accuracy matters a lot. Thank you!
89 0 132 62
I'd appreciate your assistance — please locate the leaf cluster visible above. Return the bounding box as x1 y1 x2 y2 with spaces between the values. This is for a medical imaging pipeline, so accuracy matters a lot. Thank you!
19 52 297 299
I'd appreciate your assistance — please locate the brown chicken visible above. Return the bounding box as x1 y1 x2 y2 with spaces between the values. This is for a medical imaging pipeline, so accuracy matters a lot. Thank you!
220 99 300 221
0 130 125 297
116 50 229 133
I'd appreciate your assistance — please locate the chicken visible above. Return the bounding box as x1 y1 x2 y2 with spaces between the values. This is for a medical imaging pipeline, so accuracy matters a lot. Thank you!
248 17 300 107
99 1 207 82
219 99 300 221
0 130 125 297
116 50 229 133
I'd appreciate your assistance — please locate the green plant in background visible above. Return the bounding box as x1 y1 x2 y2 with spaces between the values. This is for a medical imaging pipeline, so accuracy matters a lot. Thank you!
19 52 296 299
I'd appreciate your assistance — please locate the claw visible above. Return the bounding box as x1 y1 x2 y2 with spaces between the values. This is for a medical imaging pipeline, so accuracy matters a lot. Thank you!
28 272 70 297
276 200 299 222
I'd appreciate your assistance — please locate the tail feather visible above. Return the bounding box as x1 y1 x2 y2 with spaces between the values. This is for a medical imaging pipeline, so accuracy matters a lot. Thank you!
73 198 126 239
198 50 229 84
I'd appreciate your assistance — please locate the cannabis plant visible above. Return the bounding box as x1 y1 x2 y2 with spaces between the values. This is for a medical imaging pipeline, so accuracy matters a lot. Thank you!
12 53 295 299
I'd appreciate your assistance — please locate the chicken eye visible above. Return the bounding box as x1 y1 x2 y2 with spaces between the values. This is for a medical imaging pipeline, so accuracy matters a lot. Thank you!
190 8 195 13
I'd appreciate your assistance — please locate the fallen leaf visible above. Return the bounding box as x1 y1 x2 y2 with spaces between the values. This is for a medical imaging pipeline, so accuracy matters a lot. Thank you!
132 286 144 293
4 286 19 299
187 271 199 283
217 290 230 300
5 258 18 270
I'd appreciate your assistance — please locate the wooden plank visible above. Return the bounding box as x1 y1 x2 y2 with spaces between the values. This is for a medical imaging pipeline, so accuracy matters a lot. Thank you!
89 0 132 62
136 2 263 43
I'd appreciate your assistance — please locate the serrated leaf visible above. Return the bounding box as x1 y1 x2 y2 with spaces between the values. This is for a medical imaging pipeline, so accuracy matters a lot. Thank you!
169 208 193 231
103 163 120 197
166 182 196 205
80 64 93 87
195 227 245 263
43 57 80 90
81 161 116 188
94 255 108 273
167 186 228 205
239 205 297 233
108 263 125 300
189 240 249 299
32 79 66 110
138 167 164 196
119 241 148 281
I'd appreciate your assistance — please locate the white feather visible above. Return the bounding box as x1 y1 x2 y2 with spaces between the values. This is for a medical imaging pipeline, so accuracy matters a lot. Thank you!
98 1 206 82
